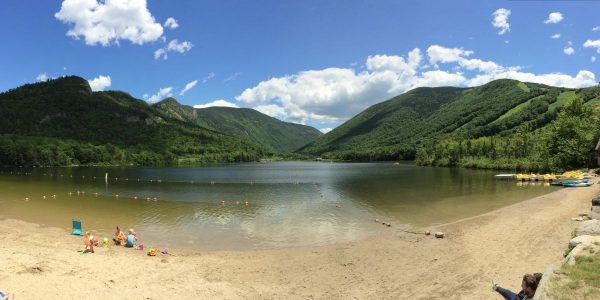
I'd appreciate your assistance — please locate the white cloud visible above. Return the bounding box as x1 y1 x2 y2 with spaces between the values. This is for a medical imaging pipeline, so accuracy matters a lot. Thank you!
203 72 215 83
592 56 597 62
145 87 172 103
544 12 563 24
550 33 561 39
193 99 239 109
225 72 243 82
236 45 597 126
465 70 595 89
564 46 575 55
593 26 600 32
164 17 178 29
154 39 193 60
54 0 163 46
492 8 510 35
427 45 503 73
154 48 167 60
167 39 192 53
320 128 333 134
179 80 198 96
36 73 48 82
253 104 287 118
583 39 600 53
237 48 467 124
88 75 111 91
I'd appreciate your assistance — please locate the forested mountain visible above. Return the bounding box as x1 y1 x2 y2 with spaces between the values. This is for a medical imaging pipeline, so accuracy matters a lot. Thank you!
0 76 270 166
298 79 600 171
153 98 322 153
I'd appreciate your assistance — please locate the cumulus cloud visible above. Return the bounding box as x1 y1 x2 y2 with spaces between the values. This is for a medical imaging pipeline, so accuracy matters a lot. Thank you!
179 80 198 96
88 75 111 91
36 73 48 82
583 39 600 53
593 26 600 32
167 39 192 53
144 87 172 103
465 70 595 88
427 45 503 73
492 8 511 35
550 33 561 39
237 48 467 124
193 99 239 109
164 17 178 29
592 56 597 63
254 104 287 119
564 46 575 55
236 45 597 125
544 12 563 24
54 0 163 46
154 39 193 60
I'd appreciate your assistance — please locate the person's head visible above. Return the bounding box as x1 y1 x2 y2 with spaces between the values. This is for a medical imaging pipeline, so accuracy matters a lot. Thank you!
129 228 134 234
521 274 538 296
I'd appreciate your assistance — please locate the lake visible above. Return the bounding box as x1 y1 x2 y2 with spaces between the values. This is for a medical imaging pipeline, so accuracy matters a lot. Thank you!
0 161 556 250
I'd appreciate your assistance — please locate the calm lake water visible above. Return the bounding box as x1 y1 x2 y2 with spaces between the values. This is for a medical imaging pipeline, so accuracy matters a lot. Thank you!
0 161 557 250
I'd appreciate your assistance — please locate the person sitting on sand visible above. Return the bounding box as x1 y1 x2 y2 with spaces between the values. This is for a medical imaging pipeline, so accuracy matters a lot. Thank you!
492 273 539 300
125 229 137 248
114 226 126 246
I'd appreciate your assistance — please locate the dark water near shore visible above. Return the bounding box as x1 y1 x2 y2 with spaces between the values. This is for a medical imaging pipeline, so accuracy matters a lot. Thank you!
0 161 557 250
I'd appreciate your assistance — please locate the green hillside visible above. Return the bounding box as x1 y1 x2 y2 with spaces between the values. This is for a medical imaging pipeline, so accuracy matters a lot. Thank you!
153 99 322 153
0 76 270 166
298 79 600 171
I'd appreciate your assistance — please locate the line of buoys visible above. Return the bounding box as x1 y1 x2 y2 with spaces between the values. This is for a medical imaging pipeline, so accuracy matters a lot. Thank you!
2 171 307 186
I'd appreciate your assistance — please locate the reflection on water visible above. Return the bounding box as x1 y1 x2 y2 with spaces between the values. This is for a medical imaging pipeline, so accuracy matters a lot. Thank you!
0 162 557 250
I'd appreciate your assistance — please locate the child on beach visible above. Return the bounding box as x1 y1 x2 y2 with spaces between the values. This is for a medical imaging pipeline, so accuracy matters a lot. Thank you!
125 228 137 248
114 226 126 246
84 232 95 253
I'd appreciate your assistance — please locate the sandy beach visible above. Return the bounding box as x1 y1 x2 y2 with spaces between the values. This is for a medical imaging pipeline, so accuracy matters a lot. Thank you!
1 180 598 299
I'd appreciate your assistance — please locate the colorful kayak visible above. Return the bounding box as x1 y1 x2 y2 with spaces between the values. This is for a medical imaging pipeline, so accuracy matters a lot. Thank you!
563 181 593 187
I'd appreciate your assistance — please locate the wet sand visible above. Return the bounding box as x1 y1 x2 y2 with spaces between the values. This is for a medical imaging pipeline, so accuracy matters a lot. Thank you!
0 180 597 299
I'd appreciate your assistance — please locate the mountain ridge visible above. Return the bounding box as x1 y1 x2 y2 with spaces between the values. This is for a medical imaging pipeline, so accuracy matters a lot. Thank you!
298 79 600 162
0 76 270 166
153 99 322 153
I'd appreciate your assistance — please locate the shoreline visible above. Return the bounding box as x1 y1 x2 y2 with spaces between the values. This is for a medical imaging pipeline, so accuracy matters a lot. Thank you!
1 181 598 299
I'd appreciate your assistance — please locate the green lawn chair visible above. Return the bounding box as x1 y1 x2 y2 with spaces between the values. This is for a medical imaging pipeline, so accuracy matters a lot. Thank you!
72 220 83 236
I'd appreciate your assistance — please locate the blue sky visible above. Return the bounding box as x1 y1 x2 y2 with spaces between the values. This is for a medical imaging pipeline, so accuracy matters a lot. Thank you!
1 1 600 132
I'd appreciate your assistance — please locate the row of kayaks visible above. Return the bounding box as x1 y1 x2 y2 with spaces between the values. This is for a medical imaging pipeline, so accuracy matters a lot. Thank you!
515 173 557 181
495 170 587 182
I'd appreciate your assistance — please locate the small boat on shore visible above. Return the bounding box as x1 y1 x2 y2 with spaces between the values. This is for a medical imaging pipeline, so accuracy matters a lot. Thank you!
550 179 589 186
563 181 593 187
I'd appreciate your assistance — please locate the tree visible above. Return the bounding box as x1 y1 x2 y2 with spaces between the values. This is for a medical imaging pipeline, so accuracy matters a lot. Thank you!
543 95 600 170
